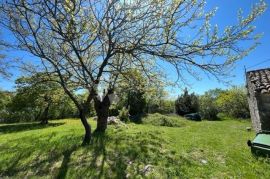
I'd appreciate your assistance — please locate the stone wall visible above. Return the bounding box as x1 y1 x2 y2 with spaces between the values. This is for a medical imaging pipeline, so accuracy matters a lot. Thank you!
257 94 270 132
247 80 262 133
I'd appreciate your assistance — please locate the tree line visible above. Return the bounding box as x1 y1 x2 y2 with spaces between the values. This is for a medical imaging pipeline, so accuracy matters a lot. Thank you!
0 71 172 122
0 71 250 125
175 87 250 120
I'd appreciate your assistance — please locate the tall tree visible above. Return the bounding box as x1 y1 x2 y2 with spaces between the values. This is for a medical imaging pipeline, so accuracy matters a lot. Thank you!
0 0 266 144
175 88 199 115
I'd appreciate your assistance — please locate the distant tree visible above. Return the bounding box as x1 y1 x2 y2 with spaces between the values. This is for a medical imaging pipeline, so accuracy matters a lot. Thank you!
175 88 199 116
130 91 147 115
115 69 148 116
115 69 167 116
203 88 224 99
216 86 250 118
0 90 11 110
1 0 266 144
199 91 219 120
147 99 175 114
9 74 76 123
145 84 169 114
158 100 175 114
0 90 13 121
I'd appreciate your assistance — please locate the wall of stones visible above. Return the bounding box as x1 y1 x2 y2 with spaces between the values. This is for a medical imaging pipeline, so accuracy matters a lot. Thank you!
247 80 262 133
257 93 270 132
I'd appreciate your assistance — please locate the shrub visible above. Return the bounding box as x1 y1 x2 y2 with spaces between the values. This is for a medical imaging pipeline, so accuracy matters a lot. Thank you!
175 88 199 116
199 94 219 120
216 86 250 118
142 113 185 127
147 100 175 114
118 107 129 122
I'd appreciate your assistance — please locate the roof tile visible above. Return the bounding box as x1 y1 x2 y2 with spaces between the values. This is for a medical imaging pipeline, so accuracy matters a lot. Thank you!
247 68 270 94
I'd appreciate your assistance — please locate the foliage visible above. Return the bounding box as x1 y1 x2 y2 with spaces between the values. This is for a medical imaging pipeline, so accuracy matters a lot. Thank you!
199 90 220 120
142 113 185 127
4 74 78 122
143 82 171 114
147 99 175 114
160 100 175 114
118 107 129 123
0 90 12 110
128 90 146 116
116 69 160 116
0 90 13 121
108 104 119 116
0 118 270 178
175 89 199 116
216 86 250 118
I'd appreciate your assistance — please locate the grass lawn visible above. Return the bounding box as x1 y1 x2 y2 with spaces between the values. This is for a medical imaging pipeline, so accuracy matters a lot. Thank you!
0 115 269 178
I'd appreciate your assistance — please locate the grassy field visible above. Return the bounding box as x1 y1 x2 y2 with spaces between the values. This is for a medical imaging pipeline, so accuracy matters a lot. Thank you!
0 115 269 178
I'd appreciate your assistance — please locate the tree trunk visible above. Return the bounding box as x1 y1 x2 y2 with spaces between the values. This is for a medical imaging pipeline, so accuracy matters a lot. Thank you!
79 110 91 145
40 103 50 124
94 101 110 132
94 92 111 132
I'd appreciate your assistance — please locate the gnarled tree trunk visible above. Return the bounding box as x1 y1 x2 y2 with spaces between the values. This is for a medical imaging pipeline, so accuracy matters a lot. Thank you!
94 91 112 132
79 110 91 145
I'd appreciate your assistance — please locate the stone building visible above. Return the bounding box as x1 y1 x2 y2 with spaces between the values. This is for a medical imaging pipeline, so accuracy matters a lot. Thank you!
246 68 270 133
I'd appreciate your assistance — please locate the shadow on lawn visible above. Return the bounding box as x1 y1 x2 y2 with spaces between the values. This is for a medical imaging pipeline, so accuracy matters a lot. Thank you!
71 131 194 178
0 129 194 178
0 133 81 178
56 144 79 179
0 122 65 134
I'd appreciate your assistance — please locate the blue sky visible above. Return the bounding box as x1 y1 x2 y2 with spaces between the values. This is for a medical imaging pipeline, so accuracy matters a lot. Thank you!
166 0 270 97
0 0 270 98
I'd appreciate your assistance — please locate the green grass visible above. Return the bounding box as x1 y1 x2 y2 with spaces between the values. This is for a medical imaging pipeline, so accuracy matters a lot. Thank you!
0 115 269 178
141 113 186 127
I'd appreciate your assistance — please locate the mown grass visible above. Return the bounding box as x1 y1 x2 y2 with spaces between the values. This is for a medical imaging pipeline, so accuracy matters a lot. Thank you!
0 115 269 178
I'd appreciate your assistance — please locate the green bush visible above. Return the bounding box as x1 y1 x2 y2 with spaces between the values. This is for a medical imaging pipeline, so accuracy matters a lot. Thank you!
147 100 175 114
216 86 250 119
199 93 219 120
142 113 185 127
175 88 199 116
118 107 129 122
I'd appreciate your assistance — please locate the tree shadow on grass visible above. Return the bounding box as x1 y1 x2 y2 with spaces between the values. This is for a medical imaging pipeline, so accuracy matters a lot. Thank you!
56 145 79 179
0 132 81 178
0 127 196 178
0 122 65 134
72 130 195 178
